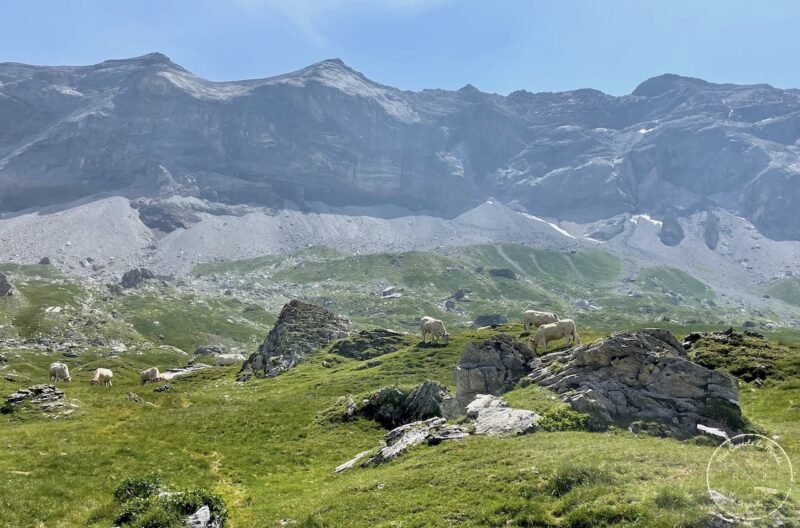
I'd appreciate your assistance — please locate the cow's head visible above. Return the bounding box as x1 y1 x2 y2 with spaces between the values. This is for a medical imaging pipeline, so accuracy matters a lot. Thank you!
443 332 451 342
90 379 98 385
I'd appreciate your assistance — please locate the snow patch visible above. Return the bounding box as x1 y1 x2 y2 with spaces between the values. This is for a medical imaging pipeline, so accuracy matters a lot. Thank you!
519 213 577 239
631 214 663 227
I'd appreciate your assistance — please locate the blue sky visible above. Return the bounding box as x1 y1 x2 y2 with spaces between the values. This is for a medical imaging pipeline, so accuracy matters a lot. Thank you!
2 0 798 95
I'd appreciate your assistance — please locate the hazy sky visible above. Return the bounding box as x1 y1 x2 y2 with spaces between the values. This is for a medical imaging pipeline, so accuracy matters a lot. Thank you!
2 0 798 95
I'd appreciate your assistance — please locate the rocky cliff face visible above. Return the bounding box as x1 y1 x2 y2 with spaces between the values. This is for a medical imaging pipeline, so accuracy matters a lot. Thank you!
1 55 800 240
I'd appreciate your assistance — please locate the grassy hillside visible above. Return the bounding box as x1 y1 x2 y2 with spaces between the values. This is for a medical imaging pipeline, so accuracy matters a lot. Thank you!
1 247 799 526
1 324 798 527
767 278 800 307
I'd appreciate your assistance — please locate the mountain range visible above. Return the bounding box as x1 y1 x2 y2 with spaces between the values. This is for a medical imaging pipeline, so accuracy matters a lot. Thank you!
2 52 799 240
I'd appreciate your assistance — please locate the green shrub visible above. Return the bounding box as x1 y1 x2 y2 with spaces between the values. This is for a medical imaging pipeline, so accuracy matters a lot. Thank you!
167 487 228 521
112 476 227 528
114 475 162 503
537 407 588 432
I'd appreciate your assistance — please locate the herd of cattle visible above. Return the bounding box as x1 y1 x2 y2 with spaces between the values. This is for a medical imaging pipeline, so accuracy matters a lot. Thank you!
45 354 247 387
421 309 580 353
43 311 577 387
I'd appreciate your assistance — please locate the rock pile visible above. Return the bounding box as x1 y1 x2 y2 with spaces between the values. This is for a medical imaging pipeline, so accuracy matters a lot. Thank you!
2 384 77 417
239 300 351 379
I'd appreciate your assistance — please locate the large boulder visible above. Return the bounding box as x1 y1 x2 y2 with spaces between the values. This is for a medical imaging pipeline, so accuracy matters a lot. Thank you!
120 268 156 289
454 333 535 408
329 329 406 360
526 329 743 437
704 210 720 250
658 212 685 246
239 300 351 379
0 273 13 297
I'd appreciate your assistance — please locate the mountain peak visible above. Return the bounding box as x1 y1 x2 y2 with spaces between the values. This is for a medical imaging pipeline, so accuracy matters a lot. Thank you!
632 73 710 97
98 52 186 72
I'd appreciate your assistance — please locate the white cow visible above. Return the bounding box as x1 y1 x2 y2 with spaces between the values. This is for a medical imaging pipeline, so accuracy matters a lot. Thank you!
91 368 114 387
531 319 580 353
140 367 161 385
49 362 71 383
420 316 450 344
215 354 247 366
523 310 559 332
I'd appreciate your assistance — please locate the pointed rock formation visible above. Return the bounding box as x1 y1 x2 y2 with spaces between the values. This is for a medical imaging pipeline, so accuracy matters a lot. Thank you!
239 300 351 379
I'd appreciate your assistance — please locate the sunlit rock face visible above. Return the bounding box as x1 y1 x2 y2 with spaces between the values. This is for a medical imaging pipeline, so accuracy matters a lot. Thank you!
2 56 799 239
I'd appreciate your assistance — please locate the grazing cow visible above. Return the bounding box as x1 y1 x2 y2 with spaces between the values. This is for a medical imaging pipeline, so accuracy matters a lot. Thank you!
523 310 559 332
140 367 161 385
49 362 71 383
531 319 580 353
215 354 247 366
420 316 450 344
91 368 114 387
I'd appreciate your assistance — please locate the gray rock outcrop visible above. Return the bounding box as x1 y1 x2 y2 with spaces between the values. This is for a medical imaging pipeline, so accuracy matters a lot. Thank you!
587 216 626 241
355 380 459 428
132 199 201 232
454 333 535 408
120 268 156 289
526 329 743 437
2 384 77 417
329 329 405 360
239 300 351 379
472 314 508 328
466 394 541 436
704 210 720 250
489 268 517 280
658 212 685 246
361 418 469 468
0 273 13 296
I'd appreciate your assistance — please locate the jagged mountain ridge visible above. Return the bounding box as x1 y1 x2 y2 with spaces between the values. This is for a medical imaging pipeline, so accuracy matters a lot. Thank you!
1 53 800 239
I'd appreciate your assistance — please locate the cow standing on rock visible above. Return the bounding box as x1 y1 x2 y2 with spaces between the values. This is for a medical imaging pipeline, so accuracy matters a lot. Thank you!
420 316 450 344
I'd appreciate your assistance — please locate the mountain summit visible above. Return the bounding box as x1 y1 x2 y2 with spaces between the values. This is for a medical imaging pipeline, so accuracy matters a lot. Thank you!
1 54 799 240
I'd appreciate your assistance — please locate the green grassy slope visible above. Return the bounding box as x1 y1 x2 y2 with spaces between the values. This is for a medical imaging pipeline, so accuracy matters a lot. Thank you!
767 278 800 307
1 324 798 527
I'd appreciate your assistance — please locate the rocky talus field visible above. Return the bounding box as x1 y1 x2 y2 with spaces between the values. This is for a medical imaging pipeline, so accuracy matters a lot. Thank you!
1 245 799 527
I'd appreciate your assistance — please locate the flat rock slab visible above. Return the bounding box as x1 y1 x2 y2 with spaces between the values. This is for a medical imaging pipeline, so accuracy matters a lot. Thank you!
160 363 211 381
467 394 540 436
